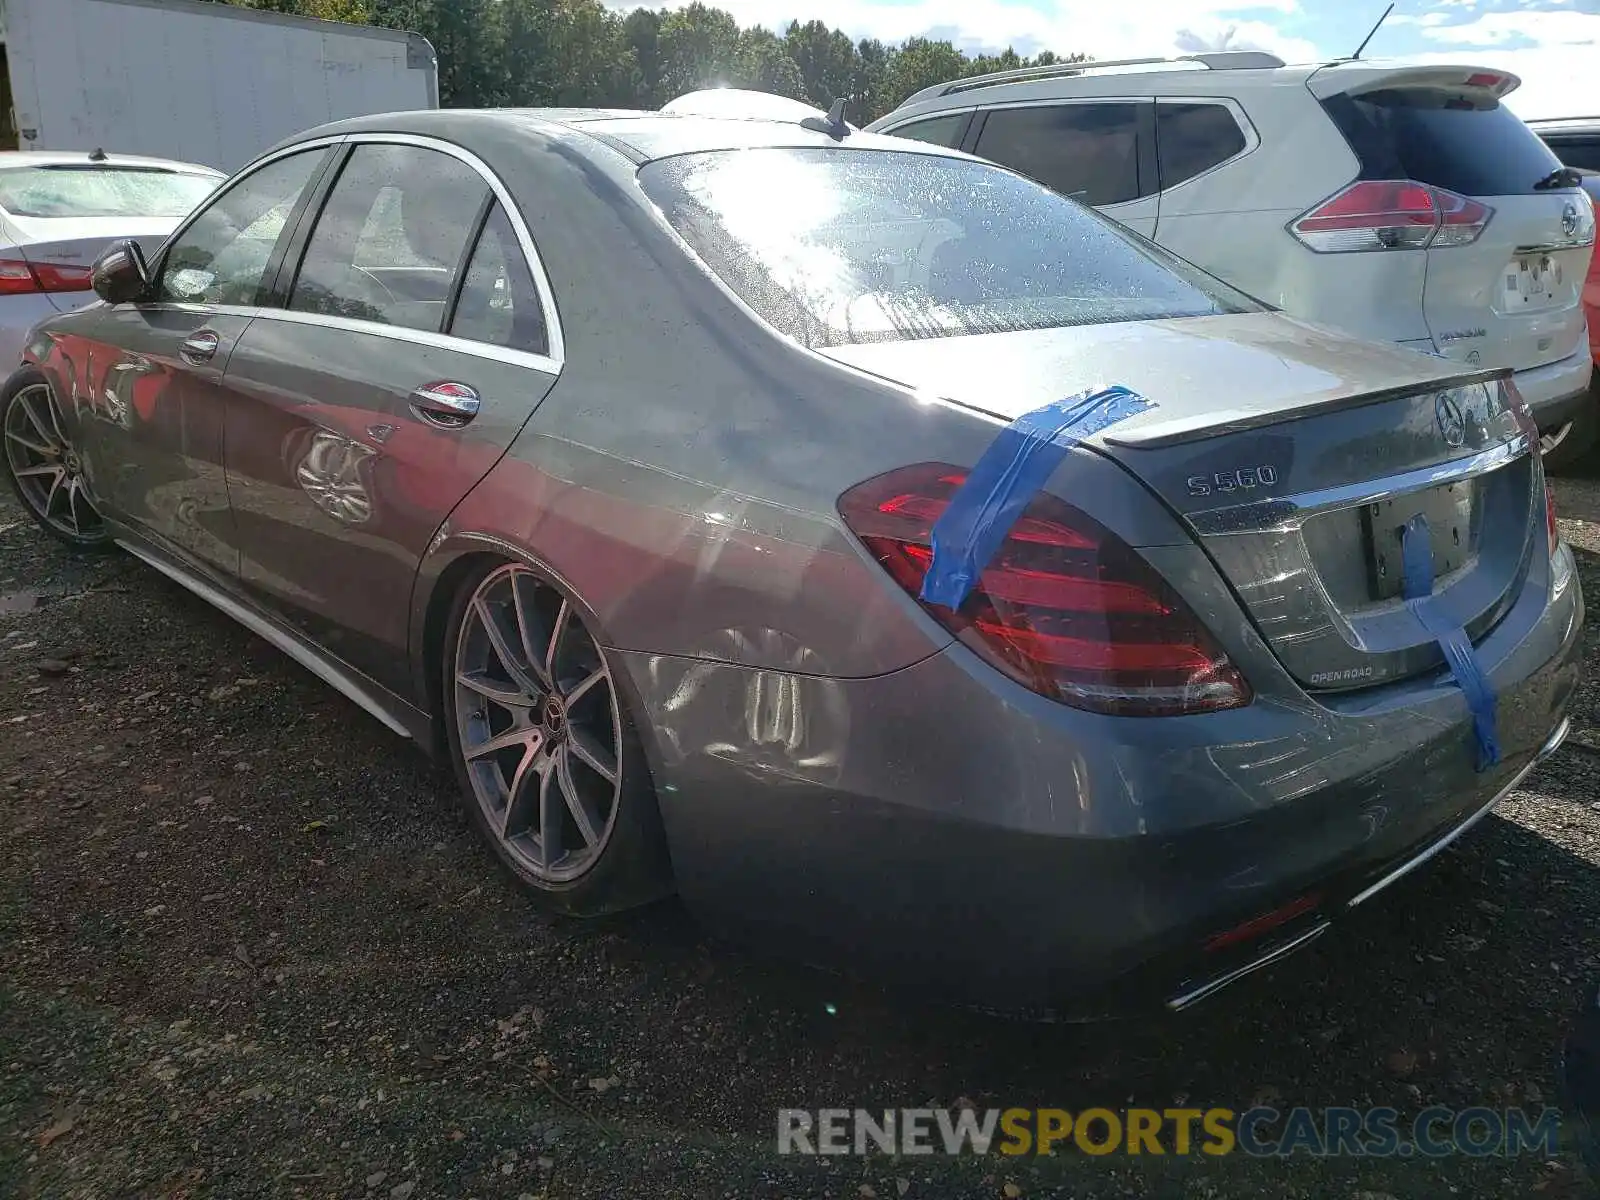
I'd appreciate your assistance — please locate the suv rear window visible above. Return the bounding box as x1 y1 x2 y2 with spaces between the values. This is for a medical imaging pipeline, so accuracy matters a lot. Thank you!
639 148 1259 349
1322 88 1570 197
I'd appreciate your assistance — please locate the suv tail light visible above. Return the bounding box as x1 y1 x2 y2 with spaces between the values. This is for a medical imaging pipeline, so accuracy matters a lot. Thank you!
0 257 92 295
1289 180 1492 253
838 464 1251 716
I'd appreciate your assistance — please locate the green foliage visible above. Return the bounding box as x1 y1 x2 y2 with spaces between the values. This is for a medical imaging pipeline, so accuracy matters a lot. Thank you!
199 0 1085 120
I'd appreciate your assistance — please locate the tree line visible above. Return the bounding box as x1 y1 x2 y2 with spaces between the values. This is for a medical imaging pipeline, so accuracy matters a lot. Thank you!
207 0 1086 122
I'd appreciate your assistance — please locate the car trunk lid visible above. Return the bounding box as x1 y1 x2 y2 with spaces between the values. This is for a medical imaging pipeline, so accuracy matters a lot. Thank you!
822 312 1541 692
6 218 180 310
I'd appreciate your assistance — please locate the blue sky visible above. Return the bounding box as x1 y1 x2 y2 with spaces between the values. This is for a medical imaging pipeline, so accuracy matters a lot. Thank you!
617 0 1600 119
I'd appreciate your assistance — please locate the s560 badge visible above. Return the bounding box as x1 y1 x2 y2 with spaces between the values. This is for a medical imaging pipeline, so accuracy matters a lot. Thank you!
1187 466 1278 497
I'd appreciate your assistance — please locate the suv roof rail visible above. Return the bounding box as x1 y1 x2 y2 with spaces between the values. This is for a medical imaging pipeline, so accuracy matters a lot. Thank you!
905 50 1286 105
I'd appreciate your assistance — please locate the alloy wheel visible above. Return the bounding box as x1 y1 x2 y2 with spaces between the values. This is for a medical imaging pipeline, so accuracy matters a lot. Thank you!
453 563 623 884
1541 421 1573 459
4 383 103 543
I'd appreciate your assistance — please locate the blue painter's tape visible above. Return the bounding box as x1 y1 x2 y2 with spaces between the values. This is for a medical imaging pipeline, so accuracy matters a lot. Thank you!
918 385 1155 611
1401 514 1501 772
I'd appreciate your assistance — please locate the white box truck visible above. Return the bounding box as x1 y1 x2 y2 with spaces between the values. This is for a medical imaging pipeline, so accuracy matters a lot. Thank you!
0 0 438 171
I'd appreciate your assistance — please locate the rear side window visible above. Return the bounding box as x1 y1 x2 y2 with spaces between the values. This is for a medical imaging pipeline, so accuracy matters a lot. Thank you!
1322 89 1569 197
446 202 549 356
887 113 969 149
639 148 1258 349
1156 103 1247 188
973 103 1146 205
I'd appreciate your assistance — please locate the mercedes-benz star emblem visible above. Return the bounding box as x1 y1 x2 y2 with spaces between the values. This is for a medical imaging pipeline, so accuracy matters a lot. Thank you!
1435 392 1467 448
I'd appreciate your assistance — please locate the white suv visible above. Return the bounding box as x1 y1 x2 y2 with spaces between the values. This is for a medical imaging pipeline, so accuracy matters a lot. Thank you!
866 52 1598 466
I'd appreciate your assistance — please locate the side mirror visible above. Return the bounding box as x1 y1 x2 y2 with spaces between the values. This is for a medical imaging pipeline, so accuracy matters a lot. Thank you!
91 240 150 305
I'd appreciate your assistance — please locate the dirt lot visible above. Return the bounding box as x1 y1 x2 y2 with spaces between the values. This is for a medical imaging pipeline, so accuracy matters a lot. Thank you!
2 477 1599 1200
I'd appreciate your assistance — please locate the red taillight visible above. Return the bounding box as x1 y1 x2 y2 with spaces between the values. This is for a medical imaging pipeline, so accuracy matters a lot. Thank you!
1289 180 1492 253
1204 892 1322 953
33 263 92 292
838 464 1252 717
1547 483 1560 556
0 257 92 295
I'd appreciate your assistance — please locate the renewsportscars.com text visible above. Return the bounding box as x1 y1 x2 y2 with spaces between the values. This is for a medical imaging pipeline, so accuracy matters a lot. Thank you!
777 1106 1562 1158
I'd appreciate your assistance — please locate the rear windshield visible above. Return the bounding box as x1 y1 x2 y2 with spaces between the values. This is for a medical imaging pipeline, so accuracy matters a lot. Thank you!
1322 88 1571 197
0 166 219 219
639 148 1260 349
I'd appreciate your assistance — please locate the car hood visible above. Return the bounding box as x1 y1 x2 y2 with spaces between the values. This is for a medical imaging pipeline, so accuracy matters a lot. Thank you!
818 311 1477 447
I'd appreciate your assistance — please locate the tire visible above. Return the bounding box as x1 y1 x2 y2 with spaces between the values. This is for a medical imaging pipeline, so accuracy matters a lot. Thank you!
1539 389 1599 475
1 367 111 549
441 558 673 916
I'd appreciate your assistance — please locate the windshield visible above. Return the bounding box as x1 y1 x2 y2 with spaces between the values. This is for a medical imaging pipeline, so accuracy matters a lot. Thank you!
639 147 1261 349
0 166 220 219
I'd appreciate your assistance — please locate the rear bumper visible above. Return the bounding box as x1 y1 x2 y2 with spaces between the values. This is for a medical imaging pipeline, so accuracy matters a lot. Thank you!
1162 714 1569 1012
619 542 1585 1012
1514 345 1595 428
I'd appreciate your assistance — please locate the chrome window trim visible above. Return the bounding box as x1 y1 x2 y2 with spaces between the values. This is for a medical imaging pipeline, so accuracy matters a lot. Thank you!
145 130 566 371
147 134 351 273
236 306 562 376
298 131 566 366
1186 433 1530 536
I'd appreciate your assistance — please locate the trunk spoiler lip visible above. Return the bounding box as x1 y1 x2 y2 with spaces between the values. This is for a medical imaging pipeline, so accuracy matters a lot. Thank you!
1100 365 1513 450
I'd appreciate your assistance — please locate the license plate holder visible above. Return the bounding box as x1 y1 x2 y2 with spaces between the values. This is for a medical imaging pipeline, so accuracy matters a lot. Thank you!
1502 253 1562 311
1365 483 1474 600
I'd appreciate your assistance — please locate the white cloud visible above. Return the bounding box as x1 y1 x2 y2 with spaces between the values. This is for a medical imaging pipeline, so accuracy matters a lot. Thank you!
1406 45 1599 120
606 0 1312 61
1388 10 1455 26
1417 8 1600 46
1172 18 1322 61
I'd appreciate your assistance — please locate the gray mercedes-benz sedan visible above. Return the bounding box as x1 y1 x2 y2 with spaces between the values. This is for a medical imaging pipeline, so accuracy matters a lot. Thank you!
0 108 1582 1014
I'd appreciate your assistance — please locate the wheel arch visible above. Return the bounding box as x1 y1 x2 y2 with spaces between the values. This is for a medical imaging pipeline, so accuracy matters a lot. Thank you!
410 533 675 796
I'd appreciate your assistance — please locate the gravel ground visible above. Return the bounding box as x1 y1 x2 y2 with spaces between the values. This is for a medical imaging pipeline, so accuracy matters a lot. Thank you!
1 478 1599 1200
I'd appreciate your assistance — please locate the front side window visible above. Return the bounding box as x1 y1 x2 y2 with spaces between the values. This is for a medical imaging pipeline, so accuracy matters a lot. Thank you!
973 103 1146 205
157 150 325 306
289 143 489 331
0 166 219 220
1156 103 1248 189
447 202 548 356
641 147 1258 349
887 113 970 149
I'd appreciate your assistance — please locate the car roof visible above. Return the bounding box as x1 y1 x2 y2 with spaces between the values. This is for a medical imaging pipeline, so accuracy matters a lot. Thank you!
284 107 973 168
871 54 1523 126
1528 117 1600 134
0 149 223 175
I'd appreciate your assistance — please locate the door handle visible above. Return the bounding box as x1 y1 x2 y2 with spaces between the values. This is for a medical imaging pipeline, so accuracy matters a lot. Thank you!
409 381 480 427
180 330 220 363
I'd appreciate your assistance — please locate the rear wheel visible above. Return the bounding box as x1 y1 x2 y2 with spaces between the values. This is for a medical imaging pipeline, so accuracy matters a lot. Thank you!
1540 400 1598 475
442 560 672 915
2 369 109 548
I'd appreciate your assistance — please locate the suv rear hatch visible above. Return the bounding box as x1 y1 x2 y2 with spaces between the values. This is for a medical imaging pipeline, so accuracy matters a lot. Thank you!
1306 64 1596 375
825 314 1543 693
